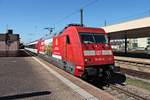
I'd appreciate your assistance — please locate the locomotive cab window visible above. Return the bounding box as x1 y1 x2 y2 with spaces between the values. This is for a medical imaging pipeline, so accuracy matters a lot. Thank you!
80 32 108 44
80 33 94 44
66 35 70 44
93 34 108 44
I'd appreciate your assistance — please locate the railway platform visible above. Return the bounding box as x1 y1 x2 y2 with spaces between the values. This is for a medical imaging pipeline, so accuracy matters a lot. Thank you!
115 56 150 73
115 56 150 83
115 56 150 65
0 50 117 100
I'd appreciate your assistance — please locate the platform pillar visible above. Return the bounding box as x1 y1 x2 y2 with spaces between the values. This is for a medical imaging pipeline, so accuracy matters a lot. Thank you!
124 35 127 54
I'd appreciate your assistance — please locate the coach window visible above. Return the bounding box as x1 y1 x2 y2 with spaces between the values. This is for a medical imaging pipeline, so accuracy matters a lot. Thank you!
66 35 70 44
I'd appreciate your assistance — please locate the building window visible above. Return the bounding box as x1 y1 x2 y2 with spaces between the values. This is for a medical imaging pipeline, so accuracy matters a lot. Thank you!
147 38 150 45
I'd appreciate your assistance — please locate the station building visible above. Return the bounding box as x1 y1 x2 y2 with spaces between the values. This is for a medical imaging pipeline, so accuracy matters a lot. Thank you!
129 37 150 48
0 30 20 51
111 37 150 51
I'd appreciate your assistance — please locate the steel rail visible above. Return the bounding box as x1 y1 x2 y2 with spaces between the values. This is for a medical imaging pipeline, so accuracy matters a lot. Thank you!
110 85 149 100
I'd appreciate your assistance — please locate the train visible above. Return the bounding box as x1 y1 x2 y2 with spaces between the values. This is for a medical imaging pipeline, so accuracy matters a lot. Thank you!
26 24 118 82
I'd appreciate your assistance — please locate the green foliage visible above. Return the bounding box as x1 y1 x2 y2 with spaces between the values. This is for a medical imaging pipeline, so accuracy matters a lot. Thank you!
45 44 52 56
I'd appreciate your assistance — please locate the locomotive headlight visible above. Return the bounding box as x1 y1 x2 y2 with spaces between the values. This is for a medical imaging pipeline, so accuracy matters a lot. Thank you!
84 58 91 62
84 58 88 62
76 66 82 69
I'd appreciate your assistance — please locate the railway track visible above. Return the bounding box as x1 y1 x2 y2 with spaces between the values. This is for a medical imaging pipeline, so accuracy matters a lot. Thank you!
104 84 150 100
115 59 150 81
115 56 150 70
115 60 150 69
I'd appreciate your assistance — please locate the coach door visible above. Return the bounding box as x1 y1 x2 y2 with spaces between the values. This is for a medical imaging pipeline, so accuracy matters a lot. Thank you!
62 35 69 61
63 35 74 74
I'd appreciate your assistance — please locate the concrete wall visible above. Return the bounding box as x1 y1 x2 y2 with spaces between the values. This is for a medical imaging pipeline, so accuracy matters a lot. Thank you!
0 41 7 51
0 41 19 51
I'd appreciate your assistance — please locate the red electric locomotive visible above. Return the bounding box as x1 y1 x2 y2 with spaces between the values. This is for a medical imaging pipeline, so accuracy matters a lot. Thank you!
26 24 116 81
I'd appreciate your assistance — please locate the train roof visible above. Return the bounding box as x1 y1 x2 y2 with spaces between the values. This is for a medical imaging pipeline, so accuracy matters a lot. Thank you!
27 24 106 44
56 24 106 36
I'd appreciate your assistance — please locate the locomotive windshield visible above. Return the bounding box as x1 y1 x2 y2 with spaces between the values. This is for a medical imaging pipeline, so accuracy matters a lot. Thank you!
80 32 108 44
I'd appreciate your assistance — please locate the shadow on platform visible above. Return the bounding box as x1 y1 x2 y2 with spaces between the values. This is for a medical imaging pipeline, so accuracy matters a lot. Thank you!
0 91 51 100
0 50 36 57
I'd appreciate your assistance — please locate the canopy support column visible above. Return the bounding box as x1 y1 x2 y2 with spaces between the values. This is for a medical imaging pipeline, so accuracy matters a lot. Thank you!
124 35 127 54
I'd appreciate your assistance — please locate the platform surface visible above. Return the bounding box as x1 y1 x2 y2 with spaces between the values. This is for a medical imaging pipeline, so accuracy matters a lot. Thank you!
0 52 84 100
0 50 118 100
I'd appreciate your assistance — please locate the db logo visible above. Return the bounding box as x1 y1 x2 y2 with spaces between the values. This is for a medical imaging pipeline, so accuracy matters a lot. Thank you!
96 51 101 55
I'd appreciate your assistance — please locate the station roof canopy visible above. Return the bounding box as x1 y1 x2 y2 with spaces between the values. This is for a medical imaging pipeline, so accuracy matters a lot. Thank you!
102 17 150 40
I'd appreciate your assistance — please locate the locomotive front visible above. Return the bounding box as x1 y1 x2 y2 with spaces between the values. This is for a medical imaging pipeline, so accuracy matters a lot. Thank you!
77 27 115 81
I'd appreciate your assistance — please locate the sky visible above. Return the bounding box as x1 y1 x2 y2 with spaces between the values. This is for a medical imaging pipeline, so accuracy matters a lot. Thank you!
0 0 150 43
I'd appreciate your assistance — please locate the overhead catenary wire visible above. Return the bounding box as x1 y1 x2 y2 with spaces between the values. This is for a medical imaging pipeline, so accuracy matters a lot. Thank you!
80 0 99 9
53 0 99 31
27 0 100 43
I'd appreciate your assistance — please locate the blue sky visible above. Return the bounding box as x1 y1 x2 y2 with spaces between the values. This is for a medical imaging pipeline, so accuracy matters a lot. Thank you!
0 0 150 43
